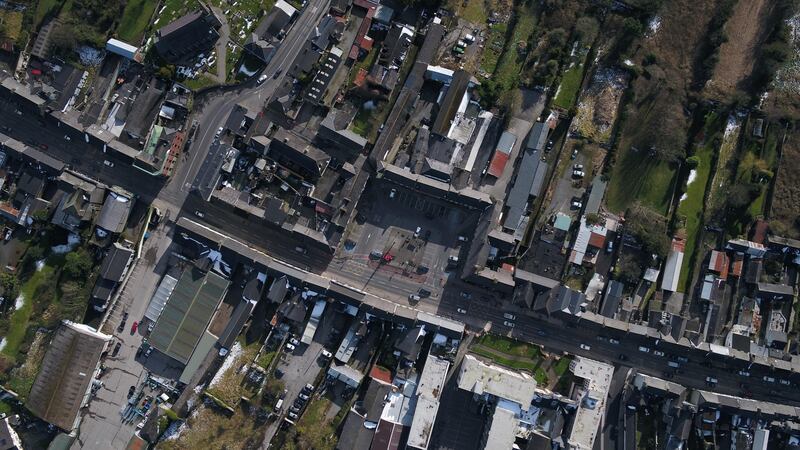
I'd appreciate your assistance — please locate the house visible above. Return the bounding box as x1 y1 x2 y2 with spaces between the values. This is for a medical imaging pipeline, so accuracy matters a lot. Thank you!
318 111 368 154
154 5 222 64
407 355 449 450
256 0 297 39
95 189 134 236
431 70 471 137
243 35 277 64
91 243 135 311
268 128 330 181
457 354 537 407
600 280 624 318
27 321 112 431
502 131 548 234
569 216 613 266
765 310 788 349
756 282 794 302
707 250 729 280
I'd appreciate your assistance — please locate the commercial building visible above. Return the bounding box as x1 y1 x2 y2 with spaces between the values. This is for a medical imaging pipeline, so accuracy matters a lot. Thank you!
407 355 450 450
27 321 111 431
149 267 229 365
457 354 537 407
566 357 614 450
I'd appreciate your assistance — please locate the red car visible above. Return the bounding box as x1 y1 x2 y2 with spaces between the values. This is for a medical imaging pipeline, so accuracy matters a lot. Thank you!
131 321 138 333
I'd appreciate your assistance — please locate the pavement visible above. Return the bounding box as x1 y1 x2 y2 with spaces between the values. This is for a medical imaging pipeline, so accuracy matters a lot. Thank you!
72 219 175 450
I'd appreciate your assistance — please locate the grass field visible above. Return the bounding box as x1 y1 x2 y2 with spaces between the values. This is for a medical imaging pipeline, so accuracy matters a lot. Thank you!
34 0 63 28
676 142 714 290
117 0 159 43
0 10 23 41
1 265 54 361
480 22 508 74
470 334 543 372
296 397 339 450
606 152 677 215
552 47 588 110
206 340 261 406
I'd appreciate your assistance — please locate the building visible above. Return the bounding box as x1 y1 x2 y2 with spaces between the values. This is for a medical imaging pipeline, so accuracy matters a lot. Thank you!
268 128 331 181
707 250 730 280
318 111 368 154
256 0 297 39
457 354 537 407
487 131 516 178
503 127 548 234
407 355 450 450
431 70 471 137
600 280 623 318
95 189 133 236
91 243 135 311
106 38 140 62
566 357 614 450
27 321 111 431
149 267 229 365
482 400 518 450
756 282 794 302
154 5 222 64
661 237 686 292
306 46 344 104
569 216 613 266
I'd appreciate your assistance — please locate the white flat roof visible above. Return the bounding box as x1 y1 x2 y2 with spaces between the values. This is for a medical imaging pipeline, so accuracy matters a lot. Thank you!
408 356 450 449
484 402 517 450
457 354 537 407
568 357 614 450
661 250 684 292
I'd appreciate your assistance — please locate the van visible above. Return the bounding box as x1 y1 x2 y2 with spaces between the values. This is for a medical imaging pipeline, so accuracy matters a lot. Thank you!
667 361 680 369
274 399 284 412
638 346 650 353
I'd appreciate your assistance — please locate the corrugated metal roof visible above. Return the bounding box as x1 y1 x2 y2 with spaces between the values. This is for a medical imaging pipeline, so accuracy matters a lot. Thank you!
487 151 510 178
144 274 178 323
149 268 229 364
496 131 516 154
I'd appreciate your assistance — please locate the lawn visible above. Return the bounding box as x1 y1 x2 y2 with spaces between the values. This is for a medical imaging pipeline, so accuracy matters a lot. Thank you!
0 10 23 41
552 47 588 110
459 0 489 24
295 397 338 450
182 75 218 91
34 0 63 28
470 334 543 372
606 151 677 215
117 0 159 43
552 356 572 377
478 334 541 359
480 22 508 74
1 265 54 361
490 4 537 91
675 141 714 291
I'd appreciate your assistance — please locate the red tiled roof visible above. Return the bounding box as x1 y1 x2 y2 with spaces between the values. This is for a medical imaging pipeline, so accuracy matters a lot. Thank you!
487 151 510 177
708 250 729 280
588 232 606 249
671 237 686 253
369 365 393 384
731 253 744 277
353 68 368 86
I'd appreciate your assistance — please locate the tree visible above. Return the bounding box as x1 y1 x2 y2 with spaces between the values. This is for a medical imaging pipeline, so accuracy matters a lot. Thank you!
63 249 93 281
685 156 700 169
616 253 644 284
625 202 669 258
585 213 603 226
575 17 599 43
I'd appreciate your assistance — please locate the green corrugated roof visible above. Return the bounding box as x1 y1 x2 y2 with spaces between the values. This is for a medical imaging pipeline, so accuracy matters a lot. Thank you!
150 268 229 364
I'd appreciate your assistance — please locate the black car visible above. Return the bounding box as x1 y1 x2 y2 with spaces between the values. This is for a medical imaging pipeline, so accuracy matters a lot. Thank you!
112 341 122 356
418 289 431 298
127 386 136 399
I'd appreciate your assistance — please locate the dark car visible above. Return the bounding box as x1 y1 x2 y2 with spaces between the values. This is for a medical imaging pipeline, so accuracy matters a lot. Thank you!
112 341 122 356
418 289 431 298
618 354 628 361
127 386 136 398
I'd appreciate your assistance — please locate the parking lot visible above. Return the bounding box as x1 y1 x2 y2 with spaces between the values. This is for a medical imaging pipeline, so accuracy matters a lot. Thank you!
328 179 479 304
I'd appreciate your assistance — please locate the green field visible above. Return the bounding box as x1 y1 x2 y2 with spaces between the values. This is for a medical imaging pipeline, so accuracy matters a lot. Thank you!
1 266 54 360
470 334 543 372
676 142 714 290
552 47 588 110
606 152 677 215
117 0 159 43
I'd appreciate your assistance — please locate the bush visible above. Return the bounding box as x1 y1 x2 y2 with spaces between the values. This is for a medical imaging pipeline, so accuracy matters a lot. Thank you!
685 156 700 169
626 202 669 258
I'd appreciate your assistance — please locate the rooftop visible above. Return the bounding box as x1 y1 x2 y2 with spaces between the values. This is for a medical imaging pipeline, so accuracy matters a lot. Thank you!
457 354 537 407
568 357 614 450
407 355 450 450
149 268 229 364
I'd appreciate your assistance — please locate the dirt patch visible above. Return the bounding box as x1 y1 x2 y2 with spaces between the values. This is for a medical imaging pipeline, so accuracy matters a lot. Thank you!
770 129 800 238
705 0 776 100
571 68 629 144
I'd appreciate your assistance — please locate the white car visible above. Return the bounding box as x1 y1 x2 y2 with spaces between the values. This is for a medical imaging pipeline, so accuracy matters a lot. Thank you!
573 169 585 178
573 163 584 171
503 321 515 327
389 188 397 199
289 338 300 346
194 210 205 218
457 308 467 314
608 338 620 345
285 343 296 352
580 344 591 351
257 73 268 84
215 126 224 137
64 135 71 141
503 313 516 320
571 200 583 210
653 350 665 357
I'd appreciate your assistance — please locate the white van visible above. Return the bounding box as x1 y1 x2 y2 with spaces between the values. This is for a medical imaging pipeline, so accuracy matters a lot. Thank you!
274 399 284 412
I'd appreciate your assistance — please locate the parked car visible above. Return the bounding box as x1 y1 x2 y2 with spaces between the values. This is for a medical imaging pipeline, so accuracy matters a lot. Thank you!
503 321 515 327
503 313 516 320
580 344 591 351
285 343 296 352
112 341 122 356
131 321 138 333
457 308 467 314
570 200 583 210
389 188 397 199
257 74 268 84
289 337 300 346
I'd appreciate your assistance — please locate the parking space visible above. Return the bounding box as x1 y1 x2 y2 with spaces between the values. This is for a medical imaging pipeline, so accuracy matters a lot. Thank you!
330 179 479 303
546 150 588 219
